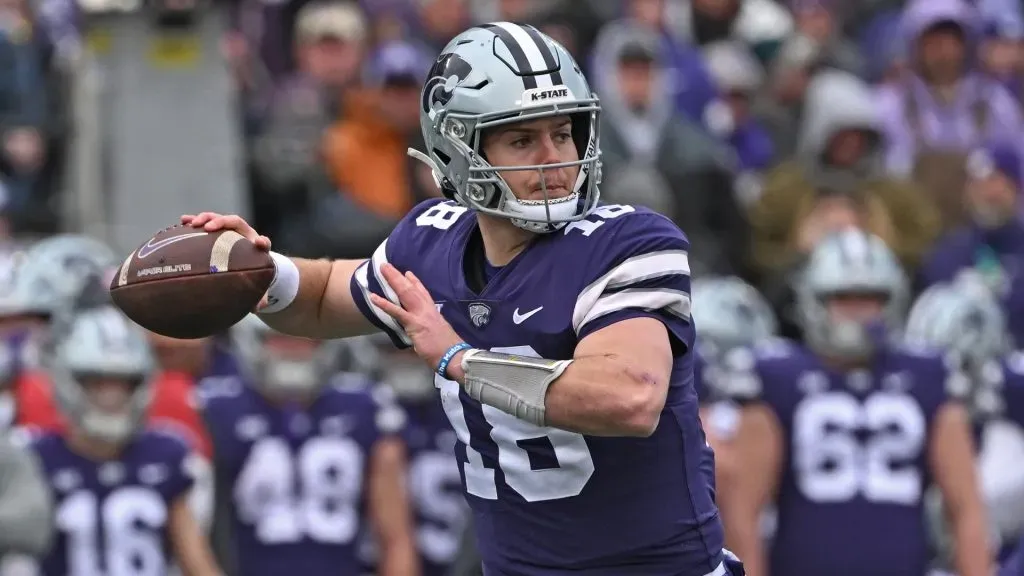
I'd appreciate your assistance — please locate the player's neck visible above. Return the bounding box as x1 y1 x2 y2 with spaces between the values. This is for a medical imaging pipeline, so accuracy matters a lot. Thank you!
67 429 125 461
476 213 535 267
820 354 870 373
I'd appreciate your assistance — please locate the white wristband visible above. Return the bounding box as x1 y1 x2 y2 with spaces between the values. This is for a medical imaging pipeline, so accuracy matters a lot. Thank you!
259 252 299 314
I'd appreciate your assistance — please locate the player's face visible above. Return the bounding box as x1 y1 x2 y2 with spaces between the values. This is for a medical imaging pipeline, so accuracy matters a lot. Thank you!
825 293 887 324
260 334 323 395
482 116 580 202
81 376 138 419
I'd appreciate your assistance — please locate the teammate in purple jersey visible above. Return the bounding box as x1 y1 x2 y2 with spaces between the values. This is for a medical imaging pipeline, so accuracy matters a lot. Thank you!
720 230 991 576
373 347 468 576
199 315 419 576
183 20 737 576
30 305 220 576
690 277 778 504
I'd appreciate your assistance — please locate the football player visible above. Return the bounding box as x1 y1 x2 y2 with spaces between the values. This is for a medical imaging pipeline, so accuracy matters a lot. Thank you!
0 234 120 432
374 342 467 576
29 304 221 576
0 429 53 561
200 315 419 576
719 229 992 576
184 21 737 576
905 277 1018 565
690 276 779 539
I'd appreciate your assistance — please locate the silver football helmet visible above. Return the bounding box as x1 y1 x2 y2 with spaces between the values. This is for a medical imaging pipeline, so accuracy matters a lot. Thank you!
46 305 155 444
904 274 1009 368
232 314 348 396
410 22 602 233
796 229 909 359
2 234 118 320
691 276 778 360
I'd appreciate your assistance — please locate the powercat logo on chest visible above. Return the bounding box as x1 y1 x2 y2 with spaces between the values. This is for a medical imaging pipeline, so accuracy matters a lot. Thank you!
521 85 574 106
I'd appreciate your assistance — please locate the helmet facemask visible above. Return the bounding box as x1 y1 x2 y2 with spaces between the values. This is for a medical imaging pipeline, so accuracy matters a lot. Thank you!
415 101 603 234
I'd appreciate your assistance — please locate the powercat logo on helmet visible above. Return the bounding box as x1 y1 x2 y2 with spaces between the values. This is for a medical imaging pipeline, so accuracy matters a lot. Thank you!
422 52 474 114
521 85 574 106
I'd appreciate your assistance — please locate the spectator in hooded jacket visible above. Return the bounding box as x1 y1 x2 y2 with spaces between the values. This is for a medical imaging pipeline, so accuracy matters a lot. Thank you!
875 0 1023 228
919 140 1024 347
590 22 748 276
749 70 939 303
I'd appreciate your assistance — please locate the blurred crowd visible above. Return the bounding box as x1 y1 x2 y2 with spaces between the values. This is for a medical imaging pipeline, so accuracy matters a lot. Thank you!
229 0 1023 342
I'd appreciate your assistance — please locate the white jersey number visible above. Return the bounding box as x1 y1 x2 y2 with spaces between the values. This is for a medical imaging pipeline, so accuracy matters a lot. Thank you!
438 346 595 502
562 204 635 237
794 391 927 505
234 436 364 544
56 487 167 576
415 203 469 230
408 451 467 564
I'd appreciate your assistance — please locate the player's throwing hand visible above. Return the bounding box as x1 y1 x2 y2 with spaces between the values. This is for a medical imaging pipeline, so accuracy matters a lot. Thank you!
370 263 466 376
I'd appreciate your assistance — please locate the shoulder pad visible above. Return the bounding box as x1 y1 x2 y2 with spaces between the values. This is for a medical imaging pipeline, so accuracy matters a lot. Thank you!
751 337 796 360
398 199 471 240
144 425 192 453
194 375 244 405
719 346 763 400
1005 351 1024 376
330 371 377 392
892 340 946 360
375 402 407 435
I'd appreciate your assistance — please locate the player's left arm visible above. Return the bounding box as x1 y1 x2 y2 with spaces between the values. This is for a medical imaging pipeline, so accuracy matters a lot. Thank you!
367 436 420 576
168 493 223 576
929 400 994 576
543 316 672 436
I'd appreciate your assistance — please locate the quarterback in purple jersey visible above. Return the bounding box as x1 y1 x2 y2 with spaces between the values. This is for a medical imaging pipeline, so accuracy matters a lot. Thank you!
198 315 419 576
30 305 221 576
720 230 991 576
183 21 737 576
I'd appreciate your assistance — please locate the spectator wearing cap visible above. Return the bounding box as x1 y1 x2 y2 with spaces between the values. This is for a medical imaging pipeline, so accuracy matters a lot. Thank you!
590 22 750 276
919 140 1024 345
592 4 726 138
317 40 434 258
703 40 774 172
247 1 368 242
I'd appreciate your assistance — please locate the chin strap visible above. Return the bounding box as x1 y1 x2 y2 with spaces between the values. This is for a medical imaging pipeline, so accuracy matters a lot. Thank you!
407 148 445 190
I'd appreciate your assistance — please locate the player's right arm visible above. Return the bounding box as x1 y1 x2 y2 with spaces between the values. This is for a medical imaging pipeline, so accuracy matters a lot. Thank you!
181 212 375 339
716 348 782 576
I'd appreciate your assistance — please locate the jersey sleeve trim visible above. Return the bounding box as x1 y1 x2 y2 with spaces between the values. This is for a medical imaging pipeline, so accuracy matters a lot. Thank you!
351 237 412 347
572 249 691 334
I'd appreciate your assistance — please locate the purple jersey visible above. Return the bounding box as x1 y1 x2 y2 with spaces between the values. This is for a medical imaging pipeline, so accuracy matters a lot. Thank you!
199 375 404 576
996 352 1024 430
350 199 724 575
31 429 195 576
400 397 467 576
725 339 962 576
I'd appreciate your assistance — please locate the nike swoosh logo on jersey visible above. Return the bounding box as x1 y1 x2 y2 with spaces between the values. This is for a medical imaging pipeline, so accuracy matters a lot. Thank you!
512 306 543 324
137 232 208 259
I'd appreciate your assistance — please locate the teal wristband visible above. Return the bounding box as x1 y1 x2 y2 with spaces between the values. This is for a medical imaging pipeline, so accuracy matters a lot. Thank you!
437 342 473 379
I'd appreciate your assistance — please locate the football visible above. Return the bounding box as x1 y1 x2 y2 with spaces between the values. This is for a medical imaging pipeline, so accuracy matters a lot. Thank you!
109 225 275 339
